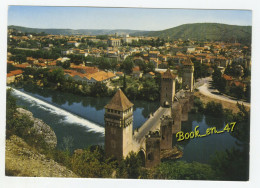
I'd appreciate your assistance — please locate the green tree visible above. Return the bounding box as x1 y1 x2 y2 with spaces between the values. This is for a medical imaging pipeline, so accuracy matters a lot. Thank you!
90 82 108 97
154 161 216 180
121 58 134 74
210 103 250 181
117 151 143 179
140 78 159 101
204 101 223 117
70 147 116 178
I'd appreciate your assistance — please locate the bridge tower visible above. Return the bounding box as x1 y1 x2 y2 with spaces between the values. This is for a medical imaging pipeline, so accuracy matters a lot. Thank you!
145 131 161 168
104 89 134 160
160 69 176 107
182 57 194 92
160 115 173 150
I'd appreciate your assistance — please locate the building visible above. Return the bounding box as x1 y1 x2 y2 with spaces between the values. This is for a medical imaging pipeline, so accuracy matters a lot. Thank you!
108 38 121 47
182 57 194 92
132 66 143 78
7 70 23 84
67 41 80 47
104 89 134 160
160 69 176 107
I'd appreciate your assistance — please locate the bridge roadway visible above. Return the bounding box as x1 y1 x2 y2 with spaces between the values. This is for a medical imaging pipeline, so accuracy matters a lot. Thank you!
133 107 171 143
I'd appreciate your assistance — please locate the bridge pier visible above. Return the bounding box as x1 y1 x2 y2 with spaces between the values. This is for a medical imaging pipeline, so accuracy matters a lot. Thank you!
145 131 161 168
160 115 173 150
179 98 189 121
185 91 194 111
171 102 182 134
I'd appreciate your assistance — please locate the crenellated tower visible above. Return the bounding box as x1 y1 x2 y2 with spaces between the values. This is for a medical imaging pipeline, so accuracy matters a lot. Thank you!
104 89 134 160
182 57 194 92
160 69 176 107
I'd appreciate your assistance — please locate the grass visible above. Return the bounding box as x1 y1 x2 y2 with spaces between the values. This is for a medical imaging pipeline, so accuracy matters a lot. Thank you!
5 135 78 177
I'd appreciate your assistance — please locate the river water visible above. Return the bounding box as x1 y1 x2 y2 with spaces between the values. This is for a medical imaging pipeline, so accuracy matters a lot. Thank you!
10 86 239 164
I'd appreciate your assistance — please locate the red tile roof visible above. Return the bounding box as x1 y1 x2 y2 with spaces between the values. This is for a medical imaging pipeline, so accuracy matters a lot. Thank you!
10 69 23 75
223 74 233 81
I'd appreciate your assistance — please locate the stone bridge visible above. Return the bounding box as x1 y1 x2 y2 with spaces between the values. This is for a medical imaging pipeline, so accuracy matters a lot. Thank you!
104 59 194 168
131 90 194 168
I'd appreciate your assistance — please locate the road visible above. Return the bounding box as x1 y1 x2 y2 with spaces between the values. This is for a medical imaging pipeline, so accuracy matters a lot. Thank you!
133 107 171 142
196 77 250 107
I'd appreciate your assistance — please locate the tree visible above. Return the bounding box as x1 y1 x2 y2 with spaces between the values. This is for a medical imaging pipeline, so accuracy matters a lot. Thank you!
70 147 116 178
6 89 34 138
116 151 143 179
154 161 216 180
90 82 108 97
205 101 223 117
49 68 65 85
212 68 227 93
210 103 250 181
121 58 134 74
140 78 159 101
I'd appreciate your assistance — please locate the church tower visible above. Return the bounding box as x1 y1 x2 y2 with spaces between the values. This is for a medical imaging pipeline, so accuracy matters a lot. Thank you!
160 69 176 107
182 57 194 92
104 89 134 160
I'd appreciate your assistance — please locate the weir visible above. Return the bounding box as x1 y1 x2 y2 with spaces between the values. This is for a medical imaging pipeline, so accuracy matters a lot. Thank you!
104 57 195 168
9 87 105 134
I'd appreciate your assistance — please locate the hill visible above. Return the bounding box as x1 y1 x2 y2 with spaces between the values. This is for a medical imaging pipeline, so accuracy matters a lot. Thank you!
146 23 251 43
5 135 78 177
8 25 148 36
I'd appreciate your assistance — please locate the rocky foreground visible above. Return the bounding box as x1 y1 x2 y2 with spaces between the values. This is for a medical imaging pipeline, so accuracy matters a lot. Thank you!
16 108 57 148
5 108 78 177
5 135 78 177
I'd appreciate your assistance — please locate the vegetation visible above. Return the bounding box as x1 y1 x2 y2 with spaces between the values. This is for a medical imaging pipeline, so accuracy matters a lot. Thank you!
192 97 250 181
152 161 216 180
212 67 250 101
147 23 252 44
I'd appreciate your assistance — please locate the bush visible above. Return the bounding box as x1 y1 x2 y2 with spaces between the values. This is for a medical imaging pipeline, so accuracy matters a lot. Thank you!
153 161 216 180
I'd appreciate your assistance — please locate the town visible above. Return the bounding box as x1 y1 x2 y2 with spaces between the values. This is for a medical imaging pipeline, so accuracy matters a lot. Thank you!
7 27 251 103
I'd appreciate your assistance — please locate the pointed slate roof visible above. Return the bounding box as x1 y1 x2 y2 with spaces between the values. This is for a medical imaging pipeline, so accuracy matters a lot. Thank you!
183 56 194 66
162 68 176 79
105 89 134 111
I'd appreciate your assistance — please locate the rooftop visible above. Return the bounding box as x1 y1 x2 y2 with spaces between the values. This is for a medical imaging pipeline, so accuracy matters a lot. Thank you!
162 69 176 79
105 89 133 111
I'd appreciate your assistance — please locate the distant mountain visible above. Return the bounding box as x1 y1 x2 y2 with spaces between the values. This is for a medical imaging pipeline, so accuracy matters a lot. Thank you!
8 25 148 36
8 23 252 43
145 23 252 43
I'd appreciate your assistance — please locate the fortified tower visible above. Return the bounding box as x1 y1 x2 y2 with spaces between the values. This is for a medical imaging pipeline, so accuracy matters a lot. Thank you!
104 89 134 160
182 57 194 92
160 69 176 107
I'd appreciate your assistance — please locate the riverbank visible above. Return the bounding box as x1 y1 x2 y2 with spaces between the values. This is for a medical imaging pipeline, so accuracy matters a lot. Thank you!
194 91 250 113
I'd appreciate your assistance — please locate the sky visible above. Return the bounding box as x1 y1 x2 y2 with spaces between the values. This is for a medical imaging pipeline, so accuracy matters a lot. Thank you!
8 6 252 31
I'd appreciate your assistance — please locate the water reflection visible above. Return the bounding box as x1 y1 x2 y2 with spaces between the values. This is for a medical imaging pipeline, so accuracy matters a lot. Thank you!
178 113 239 163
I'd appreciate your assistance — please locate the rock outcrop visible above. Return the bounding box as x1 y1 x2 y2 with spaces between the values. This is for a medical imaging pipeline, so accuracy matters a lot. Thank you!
16 108 57 148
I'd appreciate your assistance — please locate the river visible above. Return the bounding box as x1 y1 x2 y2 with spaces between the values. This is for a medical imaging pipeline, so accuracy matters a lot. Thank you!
10 86 240 164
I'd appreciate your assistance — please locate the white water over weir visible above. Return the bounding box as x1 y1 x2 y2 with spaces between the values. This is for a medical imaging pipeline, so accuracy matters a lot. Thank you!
8 87 105 135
